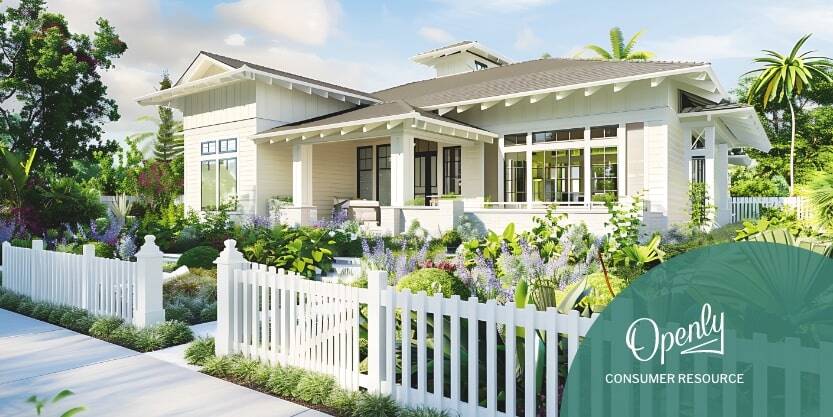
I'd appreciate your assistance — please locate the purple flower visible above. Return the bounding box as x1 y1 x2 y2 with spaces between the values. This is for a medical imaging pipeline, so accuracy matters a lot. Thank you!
90 210 124 246
0 219 18 243
246 214 272 229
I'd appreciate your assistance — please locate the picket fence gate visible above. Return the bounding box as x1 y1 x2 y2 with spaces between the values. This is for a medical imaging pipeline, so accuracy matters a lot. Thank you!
215 239 596 417
730 196 810 223
0 236 166 327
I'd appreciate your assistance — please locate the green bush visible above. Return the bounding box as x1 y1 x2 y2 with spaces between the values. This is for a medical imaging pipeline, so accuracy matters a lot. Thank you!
400 406 453 417
0 291 22 310
59 308 93 333
185 337 215 366
439 229 461 248
91 241 115 258
266 366 305 397
154 320 193 346
292 372 336 405
352 392 399 417
202 355 234 378
89 317 124 339
163 271 217 325
16 300 35 316
229 356 261 384
325 388 360 417
177 246 220 269
396 268 470 298
31 303 52 321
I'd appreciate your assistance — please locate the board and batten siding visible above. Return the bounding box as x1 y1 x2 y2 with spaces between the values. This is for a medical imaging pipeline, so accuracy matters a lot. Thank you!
665 116 690 227
181 79 360 215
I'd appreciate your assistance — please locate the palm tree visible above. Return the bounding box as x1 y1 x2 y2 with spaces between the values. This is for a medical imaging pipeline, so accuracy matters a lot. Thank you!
581 27 654 61
745 34 833 195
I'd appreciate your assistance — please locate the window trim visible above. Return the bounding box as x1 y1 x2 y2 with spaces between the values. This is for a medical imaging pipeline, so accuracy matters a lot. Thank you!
201 141 216 155
218 138 237 154
356 146 374 200
503 133 527 147
442 146 462 195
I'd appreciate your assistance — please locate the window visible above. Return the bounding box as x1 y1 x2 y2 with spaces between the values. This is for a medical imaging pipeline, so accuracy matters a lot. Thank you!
376 145 391 206
533 128 584 143
555 149 584 202
474 60 487 70
691 156 705 183
532 151 556 202
201 141 216 155
504 152 527 202
443 146 462 195
219 158 237 204
219 138 237 153
504 133 527 147
357 146 373 200
591 147 618 201
691 128 706 150
201 160 217 209
590 125 618 139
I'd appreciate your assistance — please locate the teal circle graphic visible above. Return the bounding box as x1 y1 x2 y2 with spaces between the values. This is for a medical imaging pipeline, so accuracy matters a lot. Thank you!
560 242 833 417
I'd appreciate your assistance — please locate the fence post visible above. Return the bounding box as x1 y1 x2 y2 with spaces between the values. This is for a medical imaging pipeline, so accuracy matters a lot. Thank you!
366 270 387 393
1 241 9 290
30 240 43 301
81 244 95 310
134 235 165 328
215 239 248 356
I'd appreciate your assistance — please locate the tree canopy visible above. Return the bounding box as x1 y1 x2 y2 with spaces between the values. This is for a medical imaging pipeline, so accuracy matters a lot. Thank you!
0 0 127 173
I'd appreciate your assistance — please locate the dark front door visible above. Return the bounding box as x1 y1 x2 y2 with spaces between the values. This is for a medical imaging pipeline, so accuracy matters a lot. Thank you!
413 139 437 206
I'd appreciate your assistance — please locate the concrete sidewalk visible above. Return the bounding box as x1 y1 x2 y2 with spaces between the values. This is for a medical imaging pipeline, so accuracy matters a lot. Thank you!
0 309 329 417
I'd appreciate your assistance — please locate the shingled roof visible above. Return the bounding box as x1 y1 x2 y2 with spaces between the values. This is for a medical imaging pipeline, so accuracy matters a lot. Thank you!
374 58 707 108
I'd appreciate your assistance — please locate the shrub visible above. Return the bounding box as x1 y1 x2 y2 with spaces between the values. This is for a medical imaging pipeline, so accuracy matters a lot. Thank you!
0 291 22 310
31 303 52 321
292 372 336 405
352 392 399 417
439 229 461 249
16 300 35 316
325 388 360 417
177 246 220 269
185 337 215 366
59 308 94 333
47 305 73 325
569 272 627 312
400 406 453 417
229 356 261 384
91 241 115 259
163 271 217 325
89 317 125 339
396 268 470 298
153 320 193 346
266 366 305 397
202 355 234 378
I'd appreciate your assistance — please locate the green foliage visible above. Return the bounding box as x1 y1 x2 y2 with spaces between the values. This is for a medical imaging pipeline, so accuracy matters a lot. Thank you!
177 246 220 269
185 338 216 366
163 271 217 325
523 207 567 258
0 291 22 310
325 388 360 417
351 392 399 417
807 172 833 230
27 389 85 417
604 193 644 253
0 0 125 173
292 372 336 405
399 406 453 417
730 166 789 197
266 366 305 397
462 223 520 265
439 229 461 248
396 268 471 298
611 234 665 269
687 182 713 230
88 316 125 338
201 355 234 378
242 224 337 278
582 27 654 60
29 175 106 230
0 146 36 208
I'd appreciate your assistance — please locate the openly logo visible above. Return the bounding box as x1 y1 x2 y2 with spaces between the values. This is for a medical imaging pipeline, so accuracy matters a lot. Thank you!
625 303 724 365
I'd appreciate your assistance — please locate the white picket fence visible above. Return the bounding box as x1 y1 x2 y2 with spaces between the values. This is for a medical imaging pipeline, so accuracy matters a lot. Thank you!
0 236 166 327
215 239 596 417
730 196 811 223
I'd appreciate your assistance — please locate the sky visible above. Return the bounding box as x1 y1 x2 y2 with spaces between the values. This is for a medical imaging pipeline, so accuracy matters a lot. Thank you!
5 0 833 143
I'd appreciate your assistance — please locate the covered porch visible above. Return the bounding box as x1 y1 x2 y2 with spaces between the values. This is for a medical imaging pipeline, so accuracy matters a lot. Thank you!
250 101 498 235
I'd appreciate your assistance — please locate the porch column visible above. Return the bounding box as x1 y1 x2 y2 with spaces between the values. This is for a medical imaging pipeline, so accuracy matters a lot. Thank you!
714 143 731 225
703 126 717 224
390 133 414 206
292 143 313 207
525 143 533 209
617 124 627 199
583 127 592 206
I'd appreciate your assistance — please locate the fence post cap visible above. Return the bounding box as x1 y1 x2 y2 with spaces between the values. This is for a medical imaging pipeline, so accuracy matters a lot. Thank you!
135 235 163 258
366 270 388 290
82 243 96 255
215 239 246 265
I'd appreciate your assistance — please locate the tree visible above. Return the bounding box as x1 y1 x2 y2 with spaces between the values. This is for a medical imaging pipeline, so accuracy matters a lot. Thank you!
128 73 183 162
745 34 833 195
0 0 127 174
581 27 653 61
0 144 36 210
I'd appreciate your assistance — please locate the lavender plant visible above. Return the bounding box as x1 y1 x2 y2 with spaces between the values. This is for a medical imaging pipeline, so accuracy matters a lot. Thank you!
0 218 18 243
90 210 124 246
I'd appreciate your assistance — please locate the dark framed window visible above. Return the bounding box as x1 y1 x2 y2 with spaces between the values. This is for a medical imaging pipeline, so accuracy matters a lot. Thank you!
533 128 584 143
443 146 462 195
218 138 237 153
200 160 216 209
504 133 527 146
357 146 373 200
532 151 556 202
504 152 527 202
555 148 584 202
591 147 618 201
590 125 618 139
376 145 391 206
474 60 487 70
201 141 216 155
691 156 706 183
218 158 237 204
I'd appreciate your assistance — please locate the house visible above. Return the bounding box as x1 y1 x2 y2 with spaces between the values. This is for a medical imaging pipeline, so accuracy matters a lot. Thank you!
136 41 770 236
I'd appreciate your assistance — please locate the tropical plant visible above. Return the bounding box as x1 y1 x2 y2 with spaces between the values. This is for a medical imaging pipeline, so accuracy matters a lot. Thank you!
745 34 833 195
0 145 36 209
27 389 85 417
687 181 714 230
581 27 654 61
807 172 833 231
611 234 666 268
603 193 644 253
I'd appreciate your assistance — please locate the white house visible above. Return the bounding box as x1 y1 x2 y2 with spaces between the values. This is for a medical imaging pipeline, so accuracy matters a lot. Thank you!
137 41 770 236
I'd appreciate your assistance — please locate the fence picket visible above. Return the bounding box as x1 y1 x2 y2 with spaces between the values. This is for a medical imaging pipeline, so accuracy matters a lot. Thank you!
467 296 479 416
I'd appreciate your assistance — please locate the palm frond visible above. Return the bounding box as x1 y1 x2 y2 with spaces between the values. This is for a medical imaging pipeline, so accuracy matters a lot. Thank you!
627 51 654 61
623 29 645 56
583 44 612 60
609 27 624 60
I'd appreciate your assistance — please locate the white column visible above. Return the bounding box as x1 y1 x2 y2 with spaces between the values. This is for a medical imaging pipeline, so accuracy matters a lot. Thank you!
617 124 627 199
583 127 592 206
390 133 414 206
215 239 248 356
292 143 313 207
715 143 731 225
497 136 505 203
703 126 717 226
525 144 533 209
134 235 165 328
437 144 444 195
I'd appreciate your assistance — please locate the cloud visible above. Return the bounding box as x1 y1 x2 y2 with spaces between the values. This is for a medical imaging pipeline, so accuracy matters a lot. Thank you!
430 0 554 12
215 0 341 45
763 4 833 43
418 26 454 44
647 33 752 62
514 27 541 50
224 33 246 46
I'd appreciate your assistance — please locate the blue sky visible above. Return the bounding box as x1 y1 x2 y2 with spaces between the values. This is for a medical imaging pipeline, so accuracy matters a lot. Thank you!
21 0 833 141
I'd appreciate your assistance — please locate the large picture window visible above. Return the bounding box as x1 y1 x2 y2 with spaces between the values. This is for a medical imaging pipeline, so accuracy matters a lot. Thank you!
219 158 237 204
591 147 617 201
532 151 556 202
201 160 216 209
533 128 584 144
504 133 527 146
357 146 373 200
376 145 391 205
443 146 461 195
555 149 584 202
504 152 527 202
201 158 237 209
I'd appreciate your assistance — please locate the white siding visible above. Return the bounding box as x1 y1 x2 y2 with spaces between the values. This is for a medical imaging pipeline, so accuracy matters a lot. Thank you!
256 83 353 125
182 82 256 130
642 121 671 232
461 142 485 203
666 117 689 228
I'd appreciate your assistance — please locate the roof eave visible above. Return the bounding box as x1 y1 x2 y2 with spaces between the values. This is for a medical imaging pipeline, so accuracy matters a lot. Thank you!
680 106 771 152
